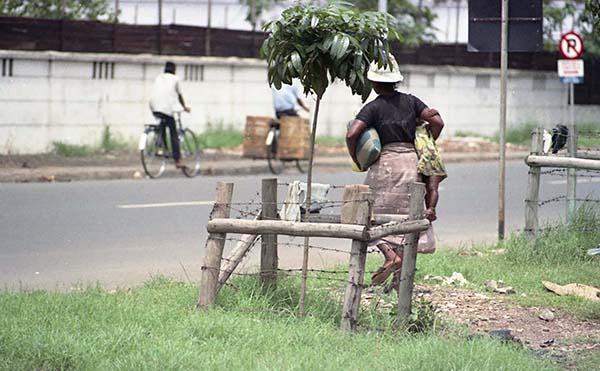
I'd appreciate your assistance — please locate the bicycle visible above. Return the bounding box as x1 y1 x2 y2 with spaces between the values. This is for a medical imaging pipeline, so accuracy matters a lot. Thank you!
265 119 308 175
139 112 201 178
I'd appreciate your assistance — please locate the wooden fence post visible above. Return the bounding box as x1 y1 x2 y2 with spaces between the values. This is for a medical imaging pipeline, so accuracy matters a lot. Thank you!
525 128 543 239
397 182 426 326
197 181 234 310
261 178 278 286
340 184 371 331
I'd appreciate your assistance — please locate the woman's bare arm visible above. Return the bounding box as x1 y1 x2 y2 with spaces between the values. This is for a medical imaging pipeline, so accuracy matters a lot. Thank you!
420 108 444 140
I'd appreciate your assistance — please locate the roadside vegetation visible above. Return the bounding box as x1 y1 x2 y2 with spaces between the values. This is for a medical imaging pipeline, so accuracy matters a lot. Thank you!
315 135 345 146
457 121 600 147
197 123 244 149
2 208 599 369
0 277 552 371
51 126 134 157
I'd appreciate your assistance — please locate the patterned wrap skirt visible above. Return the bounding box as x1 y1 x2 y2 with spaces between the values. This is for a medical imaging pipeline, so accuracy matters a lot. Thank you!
364 142 436 253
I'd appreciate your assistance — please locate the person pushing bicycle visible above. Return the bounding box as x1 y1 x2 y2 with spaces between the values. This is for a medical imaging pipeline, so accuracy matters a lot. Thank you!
149 61 191 169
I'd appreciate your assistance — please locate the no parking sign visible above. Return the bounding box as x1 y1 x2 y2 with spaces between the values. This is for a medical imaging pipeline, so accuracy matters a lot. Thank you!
559 31 584 59
558 32 584 84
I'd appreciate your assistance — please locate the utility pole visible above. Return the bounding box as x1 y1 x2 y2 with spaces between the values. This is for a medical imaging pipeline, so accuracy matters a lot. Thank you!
157 0 163 54
158 0 162 26
250 0 257 31
498 0 509 240
206 0 212 56
567 82 577 219
455 0 461 43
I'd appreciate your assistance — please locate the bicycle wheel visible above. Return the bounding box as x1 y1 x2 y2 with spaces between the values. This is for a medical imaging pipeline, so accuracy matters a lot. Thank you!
295 159 308 173
140 127 166 178
266 127 285 175
180 128 201 178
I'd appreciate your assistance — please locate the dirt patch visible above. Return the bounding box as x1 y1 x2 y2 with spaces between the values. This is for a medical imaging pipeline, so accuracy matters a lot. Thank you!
365 285 599 368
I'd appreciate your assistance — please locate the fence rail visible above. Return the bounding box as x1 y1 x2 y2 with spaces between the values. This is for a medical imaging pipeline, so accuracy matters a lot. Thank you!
197 179 430 332
524 127 600 238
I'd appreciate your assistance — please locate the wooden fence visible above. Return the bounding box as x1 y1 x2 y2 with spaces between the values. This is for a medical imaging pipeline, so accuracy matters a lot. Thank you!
196 179 430 331
524 128 600 238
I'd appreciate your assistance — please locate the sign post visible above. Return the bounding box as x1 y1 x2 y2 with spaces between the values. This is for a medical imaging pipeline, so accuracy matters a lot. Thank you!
558 31 584 220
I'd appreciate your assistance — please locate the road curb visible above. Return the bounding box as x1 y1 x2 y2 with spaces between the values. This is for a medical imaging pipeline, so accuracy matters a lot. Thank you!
0 151 529 183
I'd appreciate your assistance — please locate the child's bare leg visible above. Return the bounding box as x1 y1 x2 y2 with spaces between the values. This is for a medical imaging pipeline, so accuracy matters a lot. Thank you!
424 175 444 221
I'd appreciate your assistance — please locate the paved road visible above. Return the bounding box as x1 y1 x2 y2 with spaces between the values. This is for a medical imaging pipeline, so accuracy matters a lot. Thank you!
1 161 598 290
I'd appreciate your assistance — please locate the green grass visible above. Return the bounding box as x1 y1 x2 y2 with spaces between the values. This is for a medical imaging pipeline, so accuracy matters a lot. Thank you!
51 141 95 157
577 122 600 149
315 135 345 146
198 125 244 149
0 276 553 371
453 130 483 138
52 126 134 156
487 121 600 147
2 206 598 370
100 126 133 152
410 206 600 320
489 122 538 145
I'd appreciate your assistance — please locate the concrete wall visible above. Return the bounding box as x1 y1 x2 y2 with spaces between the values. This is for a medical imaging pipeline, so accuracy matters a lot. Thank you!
0 49 598 154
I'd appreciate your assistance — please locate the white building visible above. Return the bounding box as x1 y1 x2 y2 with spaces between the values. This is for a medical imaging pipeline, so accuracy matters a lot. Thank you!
2 49 597 154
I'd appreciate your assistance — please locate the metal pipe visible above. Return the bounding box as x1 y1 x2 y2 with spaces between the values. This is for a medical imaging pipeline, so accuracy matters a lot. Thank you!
567 83 577 220
498 0 508 240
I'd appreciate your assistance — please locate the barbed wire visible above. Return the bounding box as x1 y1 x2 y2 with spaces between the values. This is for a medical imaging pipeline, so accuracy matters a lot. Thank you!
223 267 408 288
540 168 567 176
536 195 600 207
576 198 600 203
537 195 566 206
539 168 600 178
277 241 386 256
277 182 347 189
536 224 600 234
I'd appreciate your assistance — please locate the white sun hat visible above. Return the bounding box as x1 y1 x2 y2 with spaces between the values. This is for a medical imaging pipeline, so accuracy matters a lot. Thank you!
366 54 404 83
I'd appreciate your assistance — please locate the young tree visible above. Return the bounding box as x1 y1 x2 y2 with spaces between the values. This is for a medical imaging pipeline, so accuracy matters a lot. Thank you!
261 2 398 316
0 0 116 21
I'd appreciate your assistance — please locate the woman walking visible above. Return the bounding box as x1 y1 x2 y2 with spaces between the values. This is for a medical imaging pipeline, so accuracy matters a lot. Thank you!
346 55 445 292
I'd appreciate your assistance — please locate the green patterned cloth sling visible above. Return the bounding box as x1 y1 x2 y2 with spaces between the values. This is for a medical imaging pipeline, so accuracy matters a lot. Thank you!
415 124 447 178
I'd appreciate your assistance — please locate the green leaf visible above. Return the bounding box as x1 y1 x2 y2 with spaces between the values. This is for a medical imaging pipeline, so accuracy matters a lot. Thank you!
335 35 350 60
348 70 357 86
311 15 319 28
330 34 341 56
273 73 282 90
361 81 372 102
323 36 334 51
291 51 303 74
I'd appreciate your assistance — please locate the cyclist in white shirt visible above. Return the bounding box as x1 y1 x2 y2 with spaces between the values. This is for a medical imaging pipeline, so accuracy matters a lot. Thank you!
149 61 191 168
272 79 309 119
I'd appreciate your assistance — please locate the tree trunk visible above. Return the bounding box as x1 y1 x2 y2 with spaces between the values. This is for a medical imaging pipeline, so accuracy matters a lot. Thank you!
298 95 321 318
